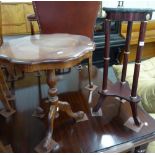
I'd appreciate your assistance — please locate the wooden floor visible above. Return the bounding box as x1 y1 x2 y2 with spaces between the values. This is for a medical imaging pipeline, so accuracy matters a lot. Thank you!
0 66 155 153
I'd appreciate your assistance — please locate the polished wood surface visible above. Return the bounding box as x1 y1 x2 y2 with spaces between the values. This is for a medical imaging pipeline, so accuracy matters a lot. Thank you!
0 2 98 150
94 8 154 126
0 34 95 64
0 67 155 152
0 33 95 152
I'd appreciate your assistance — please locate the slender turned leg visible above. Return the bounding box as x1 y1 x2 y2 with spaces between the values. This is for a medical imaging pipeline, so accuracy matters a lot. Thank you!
130 101 139 126
30 21 35 35
88 53 93 88
87 54 94 104
130 21 147 126
121 21 133 83
93 95 106 112
93 19 111 112
102 19 111 91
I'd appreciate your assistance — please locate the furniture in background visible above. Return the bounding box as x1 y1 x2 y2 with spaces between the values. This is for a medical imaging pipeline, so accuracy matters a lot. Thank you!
93 7 154 126
94 18 125 67
0 2 15 117
119 20 155 62
27 14 37 35
1 2 39 35
0 1 99 152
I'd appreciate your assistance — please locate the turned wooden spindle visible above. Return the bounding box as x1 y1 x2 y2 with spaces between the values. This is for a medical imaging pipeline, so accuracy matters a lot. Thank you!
121 21 133 83
88 53 93 88
130 21 147 126
40 69 85 152
131 21 147 97
102 19 111 91
43 70 59 151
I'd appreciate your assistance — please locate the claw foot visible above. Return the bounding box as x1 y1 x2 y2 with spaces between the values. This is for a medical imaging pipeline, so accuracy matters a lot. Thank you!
35 137 59 153
74 111 85 121
0 108 16 118
32 106 45 118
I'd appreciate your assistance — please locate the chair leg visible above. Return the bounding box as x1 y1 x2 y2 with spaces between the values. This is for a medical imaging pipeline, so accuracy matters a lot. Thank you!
30 21 35 35
130 101 140 126
93 95 106 112
88 55 93 88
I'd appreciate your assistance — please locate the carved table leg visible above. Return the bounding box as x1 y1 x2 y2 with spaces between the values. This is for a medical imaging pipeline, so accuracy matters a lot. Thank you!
58 101 84 121
121 21 133 83
35 69 85 152
88 54 93 88
86 54 98 103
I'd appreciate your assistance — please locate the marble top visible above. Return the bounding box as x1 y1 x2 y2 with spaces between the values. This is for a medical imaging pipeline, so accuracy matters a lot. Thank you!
103 7 155 13
0 34 95 64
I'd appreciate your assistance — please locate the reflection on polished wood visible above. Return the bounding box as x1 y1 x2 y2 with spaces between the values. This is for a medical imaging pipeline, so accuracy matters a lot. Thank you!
0 34 94 63
0 67 155 152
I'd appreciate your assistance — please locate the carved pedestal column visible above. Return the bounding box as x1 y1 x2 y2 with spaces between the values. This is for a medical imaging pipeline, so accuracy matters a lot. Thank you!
35 69 85 152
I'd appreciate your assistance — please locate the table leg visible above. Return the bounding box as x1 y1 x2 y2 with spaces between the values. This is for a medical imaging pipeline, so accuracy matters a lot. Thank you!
130 101 140 126
88 54 93 88
130 21 147 126
93 95 106 112
35 69 84 152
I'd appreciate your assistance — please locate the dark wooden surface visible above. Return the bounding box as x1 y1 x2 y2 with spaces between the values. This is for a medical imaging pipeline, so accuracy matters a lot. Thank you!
0 66 155 153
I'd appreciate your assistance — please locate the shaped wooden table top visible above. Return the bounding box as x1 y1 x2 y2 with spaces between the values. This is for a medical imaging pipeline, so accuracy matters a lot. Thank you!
0 34 95 64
